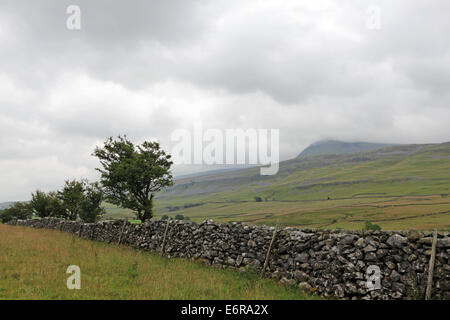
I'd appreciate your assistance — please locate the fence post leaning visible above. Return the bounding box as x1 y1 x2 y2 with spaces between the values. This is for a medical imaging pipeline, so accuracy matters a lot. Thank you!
425 229 438 300
160 219 171 254
117 220 127 246
91 224 96 240
260 220 280 278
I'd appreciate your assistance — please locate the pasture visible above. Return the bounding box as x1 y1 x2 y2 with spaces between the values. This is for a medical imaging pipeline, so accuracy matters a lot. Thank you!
0 224 316 300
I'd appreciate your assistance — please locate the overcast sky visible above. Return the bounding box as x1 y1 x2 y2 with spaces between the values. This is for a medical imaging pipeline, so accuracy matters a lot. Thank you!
1 0 449 201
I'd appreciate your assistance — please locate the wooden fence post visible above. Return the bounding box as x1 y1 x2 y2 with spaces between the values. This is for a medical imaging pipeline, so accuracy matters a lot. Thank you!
91 224 96 240
78 224 83 238
160 219 171 254
260 221 280 277
117 220 127 246
425 229 438 300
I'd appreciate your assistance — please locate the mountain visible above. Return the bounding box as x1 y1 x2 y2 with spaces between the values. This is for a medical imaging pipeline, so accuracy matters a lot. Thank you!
175 165 256 180
142 142 450 231
297 140 394 158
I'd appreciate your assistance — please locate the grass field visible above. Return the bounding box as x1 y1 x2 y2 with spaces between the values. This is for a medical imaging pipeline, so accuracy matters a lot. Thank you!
103 143 450 231
0 224 317 300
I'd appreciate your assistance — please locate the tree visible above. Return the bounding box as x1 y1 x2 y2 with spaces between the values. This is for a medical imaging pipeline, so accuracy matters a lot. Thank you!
79 182 105 223
254 196 263 202
58 179 85 220
175 214 184 221
93 136 173 222
0 202 31 223
57 179 104 222
29 190 64 218
46 192 66 218
161 215 169 220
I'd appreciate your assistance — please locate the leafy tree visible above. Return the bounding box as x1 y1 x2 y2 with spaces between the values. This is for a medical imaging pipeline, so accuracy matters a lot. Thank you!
175 214 184 221
29 190 64 218
0 202 31 223
254 196 263 202
93 136 173 222
57 179 105 222
161 215 169 220
46 192 66 218
58 179 86 220
79 182 105 223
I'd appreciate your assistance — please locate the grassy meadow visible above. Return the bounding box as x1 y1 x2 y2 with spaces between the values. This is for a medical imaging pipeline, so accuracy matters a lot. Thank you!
0 224 317 300
103 143 450 231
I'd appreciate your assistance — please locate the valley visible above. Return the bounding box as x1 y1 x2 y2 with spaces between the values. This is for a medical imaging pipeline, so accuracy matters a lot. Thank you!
104 142 450 231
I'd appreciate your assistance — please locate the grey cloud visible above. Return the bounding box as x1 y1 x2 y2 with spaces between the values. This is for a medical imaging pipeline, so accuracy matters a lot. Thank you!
0 0 450 200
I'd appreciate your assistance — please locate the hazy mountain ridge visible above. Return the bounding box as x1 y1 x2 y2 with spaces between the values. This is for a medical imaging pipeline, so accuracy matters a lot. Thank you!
297 140 394 158
157 142 446 200
143 141 450 230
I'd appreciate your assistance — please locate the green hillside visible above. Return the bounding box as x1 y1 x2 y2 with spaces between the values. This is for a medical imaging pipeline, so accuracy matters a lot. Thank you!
105 142 450 231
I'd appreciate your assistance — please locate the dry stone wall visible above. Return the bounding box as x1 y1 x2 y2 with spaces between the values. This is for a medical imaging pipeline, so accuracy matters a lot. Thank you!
7 217 450 300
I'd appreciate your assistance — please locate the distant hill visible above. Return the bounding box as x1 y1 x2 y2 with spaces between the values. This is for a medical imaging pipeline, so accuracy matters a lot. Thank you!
143 142 450 230
297 140 394 158
0 202 15 210
175 165 255 180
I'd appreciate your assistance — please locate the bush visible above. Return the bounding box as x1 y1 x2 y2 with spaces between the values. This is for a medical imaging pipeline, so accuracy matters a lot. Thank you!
79 182 105 223
55 179 105 222
29 190 52 218
161 215 169 220
174 214 184 221
46 193 66 218
28 180 104 223
57 179 85 221
29 191 65 218
0 202 32 223
254 196 263 202
364 221 381 231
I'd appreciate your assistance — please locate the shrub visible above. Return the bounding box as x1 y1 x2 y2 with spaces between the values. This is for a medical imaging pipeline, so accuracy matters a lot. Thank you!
46 193 66 218
364 221 381 231
29 191 65 218
56 179 105 222
58 180 85 220
254 196 263 202
161 215 169 220
29 190 53 218
79 182 105 223
175 214 184 221
0 202 32 223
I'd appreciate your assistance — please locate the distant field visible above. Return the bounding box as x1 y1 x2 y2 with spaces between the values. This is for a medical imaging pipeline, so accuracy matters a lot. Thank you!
0 224 317 300
104 143 450 231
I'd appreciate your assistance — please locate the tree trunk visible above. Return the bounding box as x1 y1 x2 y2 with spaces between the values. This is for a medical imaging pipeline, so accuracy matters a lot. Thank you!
140 194 154 222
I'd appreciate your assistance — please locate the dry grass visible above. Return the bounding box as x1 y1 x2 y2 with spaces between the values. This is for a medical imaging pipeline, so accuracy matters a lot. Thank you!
0 224 317 300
